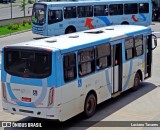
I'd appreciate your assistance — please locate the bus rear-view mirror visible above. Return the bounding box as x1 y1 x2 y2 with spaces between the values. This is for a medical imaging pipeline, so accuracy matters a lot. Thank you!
152 34 157 50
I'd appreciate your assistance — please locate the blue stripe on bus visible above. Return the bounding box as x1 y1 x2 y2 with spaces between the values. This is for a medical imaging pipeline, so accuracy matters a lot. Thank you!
10 76 43 87
122 60 133 91
105 69 112 94
1 53 7 82
96 17 112 26
1 69 7 82
35 80 48 103
139 14 146 21
6 83 36 108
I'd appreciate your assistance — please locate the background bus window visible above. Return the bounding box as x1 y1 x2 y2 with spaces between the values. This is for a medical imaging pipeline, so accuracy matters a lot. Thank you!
109 4 123 15
48 10 63 24
124 3 138 14
139 3 149 13
64 6 77 19
77 6 93 18
63 53 77 82
125 38 134 60
94 5 108 16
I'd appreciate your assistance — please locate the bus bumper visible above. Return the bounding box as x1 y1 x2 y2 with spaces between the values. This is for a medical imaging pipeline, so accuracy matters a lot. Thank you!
2 101 59 120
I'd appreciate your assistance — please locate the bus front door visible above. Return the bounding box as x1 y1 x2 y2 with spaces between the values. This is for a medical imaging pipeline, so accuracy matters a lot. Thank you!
112 43 123 97
144 35 152 79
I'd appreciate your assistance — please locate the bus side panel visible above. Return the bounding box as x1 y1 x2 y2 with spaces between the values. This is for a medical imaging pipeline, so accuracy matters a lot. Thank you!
59 68 112 121
95 68 112 104
122 57 145 91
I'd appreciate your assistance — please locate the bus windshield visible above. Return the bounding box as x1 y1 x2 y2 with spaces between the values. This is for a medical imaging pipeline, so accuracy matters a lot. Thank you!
32 4 47 25
4 48 52 78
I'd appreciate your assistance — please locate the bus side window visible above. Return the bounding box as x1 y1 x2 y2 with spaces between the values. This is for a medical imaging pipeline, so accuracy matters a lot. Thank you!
64 6 77 19
48 10 63 24
125 37 134 60
63 53 77 82
77 6 93 18
109 4 123 15
124 3 138 14
78 48 95 77
96 43 111 70
134 35 143 56
139 3 149 13
94 5 108 16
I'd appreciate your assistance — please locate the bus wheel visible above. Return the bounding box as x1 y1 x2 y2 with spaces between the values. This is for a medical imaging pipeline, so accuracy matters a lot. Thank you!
65 27 76 34
121 22 129 25
131 72 140 91
84 93 97 118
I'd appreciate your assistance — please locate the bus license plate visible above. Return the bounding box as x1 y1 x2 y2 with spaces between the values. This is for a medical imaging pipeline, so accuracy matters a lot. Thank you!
22 97 31 102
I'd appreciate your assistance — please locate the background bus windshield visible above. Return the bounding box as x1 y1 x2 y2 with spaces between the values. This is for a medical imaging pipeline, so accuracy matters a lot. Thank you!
32 4 46 25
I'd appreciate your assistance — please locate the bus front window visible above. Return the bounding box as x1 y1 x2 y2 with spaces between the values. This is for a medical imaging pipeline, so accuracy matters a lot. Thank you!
32 4 46 25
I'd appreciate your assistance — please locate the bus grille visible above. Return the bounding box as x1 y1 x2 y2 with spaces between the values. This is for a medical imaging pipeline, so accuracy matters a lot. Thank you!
32 27 44 35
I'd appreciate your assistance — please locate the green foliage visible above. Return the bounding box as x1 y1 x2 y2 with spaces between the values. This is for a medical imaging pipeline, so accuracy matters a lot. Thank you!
8 24 19 30
28 19 32 25
0 23 32 36
19 0 27 11
28 0 34 4
19 0 27 16
8 24 13 30
23 20 27 26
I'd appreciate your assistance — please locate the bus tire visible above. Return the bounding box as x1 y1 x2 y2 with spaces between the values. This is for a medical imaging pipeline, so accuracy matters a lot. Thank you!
121 22 129 25
131 72 141 91
65 27 76 34
84 93 97 118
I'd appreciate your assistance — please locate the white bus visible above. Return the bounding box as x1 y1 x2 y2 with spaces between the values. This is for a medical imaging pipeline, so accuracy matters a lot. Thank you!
32 0 152 36
1 25 157 121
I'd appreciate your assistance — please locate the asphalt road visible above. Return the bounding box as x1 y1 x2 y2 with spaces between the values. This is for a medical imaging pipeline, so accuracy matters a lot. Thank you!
0 22 160 130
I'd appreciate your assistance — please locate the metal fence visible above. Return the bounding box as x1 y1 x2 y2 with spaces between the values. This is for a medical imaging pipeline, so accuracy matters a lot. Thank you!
0 0 34 20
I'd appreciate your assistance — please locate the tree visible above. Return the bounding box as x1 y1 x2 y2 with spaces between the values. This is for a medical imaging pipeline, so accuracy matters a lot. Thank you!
19 0 27 17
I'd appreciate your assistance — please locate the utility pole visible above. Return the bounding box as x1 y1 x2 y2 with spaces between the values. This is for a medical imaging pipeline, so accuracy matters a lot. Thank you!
11 1 12 19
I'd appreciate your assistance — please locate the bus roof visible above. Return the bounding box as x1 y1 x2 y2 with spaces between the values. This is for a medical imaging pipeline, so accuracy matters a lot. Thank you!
7 25 151 54
39 0 151 5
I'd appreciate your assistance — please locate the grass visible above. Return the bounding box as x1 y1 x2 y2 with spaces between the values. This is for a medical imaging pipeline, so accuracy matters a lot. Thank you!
0 23 32 36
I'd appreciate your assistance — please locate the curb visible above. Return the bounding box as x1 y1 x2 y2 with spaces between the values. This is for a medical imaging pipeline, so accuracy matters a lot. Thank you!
0 29 31 38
